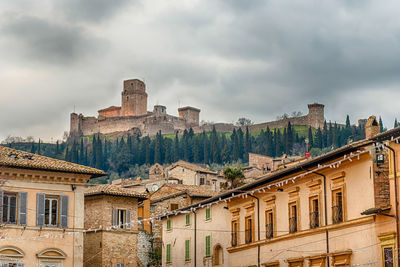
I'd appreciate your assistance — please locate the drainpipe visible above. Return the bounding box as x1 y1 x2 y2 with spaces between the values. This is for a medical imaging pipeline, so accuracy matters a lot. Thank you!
248 194 260 267
383 143 400 267
193 210 197 267
303 168 329 266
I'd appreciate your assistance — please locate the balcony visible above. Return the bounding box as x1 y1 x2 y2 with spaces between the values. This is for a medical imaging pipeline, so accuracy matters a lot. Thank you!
266 223 273 239
289 217 297 233
310 211 319 228
332 205 343 224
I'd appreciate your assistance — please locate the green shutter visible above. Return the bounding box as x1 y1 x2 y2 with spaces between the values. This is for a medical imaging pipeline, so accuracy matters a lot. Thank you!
206 207 211 220
205 235 211 257
186 214 190 225
185 240 190 261
166 244 171 263
167 219 171 230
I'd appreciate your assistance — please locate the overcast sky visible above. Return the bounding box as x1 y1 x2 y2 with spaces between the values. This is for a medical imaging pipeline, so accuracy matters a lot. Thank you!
1 0 400 142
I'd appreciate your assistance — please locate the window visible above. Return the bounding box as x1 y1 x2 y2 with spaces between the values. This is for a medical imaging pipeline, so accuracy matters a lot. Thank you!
45 196 58 226
112 208 131 230
0 263 24 267
166 244 171 263
205 207 211 221
213 244 223 265
310 197 319 228
332 189 343 224
185 240 190 261
231 220 239 247
166 219 172 231
185 214 190 226
245 216 253 244
384 247 393 267
2 193 17 224
170 203 179 211
205 235 211 257
265 210 274 239
200 177 205 185
289 202 298 233
116 263 125 267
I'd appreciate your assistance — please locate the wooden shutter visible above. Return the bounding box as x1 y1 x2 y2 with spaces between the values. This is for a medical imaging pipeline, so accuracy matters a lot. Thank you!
167 219 171 230
126 210 131 230
112 208 118 227
185 240 190 261
36 193 45 226
18 192 27 225
60 195 69 228
206 235 211 257
166 244 171 263
0 190 3 223
186 214 190 225
206 207 211 220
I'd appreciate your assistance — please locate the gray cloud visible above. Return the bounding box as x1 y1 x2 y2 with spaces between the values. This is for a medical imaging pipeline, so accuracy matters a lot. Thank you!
1 0 400 141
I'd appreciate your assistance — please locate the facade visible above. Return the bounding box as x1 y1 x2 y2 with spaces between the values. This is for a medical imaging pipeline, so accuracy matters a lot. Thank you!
0 145 105 267
167 161 225 191
162 118 400 267
83 184 146 267
70 79 201 138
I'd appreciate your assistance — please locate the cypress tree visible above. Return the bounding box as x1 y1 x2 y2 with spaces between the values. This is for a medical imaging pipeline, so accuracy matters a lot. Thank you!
244 126 251 162
30 142 35 154
379 116 384 132
203 131 209 164
315 127 323 149
345 115 351 128
307 127 314 150
55 141 59 156
79 139 84 164
287 122 293 154
395 118 398 128
37 139 41 155
173 132 179 162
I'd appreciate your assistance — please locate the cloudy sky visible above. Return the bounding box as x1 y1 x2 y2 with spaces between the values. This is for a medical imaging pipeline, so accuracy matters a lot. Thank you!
1 0 400 142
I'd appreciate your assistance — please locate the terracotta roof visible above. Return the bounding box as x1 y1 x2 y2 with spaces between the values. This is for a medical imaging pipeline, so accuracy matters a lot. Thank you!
150 184 217 203
0 146 105 177
169 160 217 174
85 184 147 199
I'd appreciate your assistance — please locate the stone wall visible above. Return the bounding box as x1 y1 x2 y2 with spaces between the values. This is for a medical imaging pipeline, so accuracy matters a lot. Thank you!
137 230 153 267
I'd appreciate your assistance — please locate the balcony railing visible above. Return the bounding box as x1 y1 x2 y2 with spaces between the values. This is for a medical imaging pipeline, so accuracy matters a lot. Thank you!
332 205 343 224
266 223 273 239
245 228 253 244
310 211 319 228
289 217 297 233
231 232 238 247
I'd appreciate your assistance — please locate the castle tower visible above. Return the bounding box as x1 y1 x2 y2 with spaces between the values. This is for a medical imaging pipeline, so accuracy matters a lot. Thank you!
178 106 200 127
307 103 325 129
121 79 148 117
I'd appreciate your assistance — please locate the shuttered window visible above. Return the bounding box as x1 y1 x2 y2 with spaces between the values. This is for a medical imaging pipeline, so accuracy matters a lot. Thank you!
112 208 130 230
166 244 171 263
185 214 190 226
166 219 171 231
205 235 211 257
36 193 68 228
205 207 211 221
18 192 27 226
185 240 190 261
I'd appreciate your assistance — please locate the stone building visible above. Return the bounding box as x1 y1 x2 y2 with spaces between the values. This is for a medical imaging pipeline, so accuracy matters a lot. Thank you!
70 79 201 138
83 184 146 267
162 118 400 267
0 145 105 267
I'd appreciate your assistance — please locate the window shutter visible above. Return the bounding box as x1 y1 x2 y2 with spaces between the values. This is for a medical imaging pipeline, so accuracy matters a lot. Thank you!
126 210 131 230
112 208 118 227
17 264 24 267
206 207 211 220
167 219 171 230
0 190 3 223
60 195 69 228
206 235 211 257
18 192 27 225
186 214 190 225
166 244 171 263
185 240 190 261
36 193 45 226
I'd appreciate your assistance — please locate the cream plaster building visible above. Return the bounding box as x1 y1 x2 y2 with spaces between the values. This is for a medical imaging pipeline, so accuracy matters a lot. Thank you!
0 146 105 267
162 117 400 267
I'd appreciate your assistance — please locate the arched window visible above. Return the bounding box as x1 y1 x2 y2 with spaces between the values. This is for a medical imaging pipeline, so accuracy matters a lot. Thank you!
212 244 223 266
37 248 67 267
0 246 24 266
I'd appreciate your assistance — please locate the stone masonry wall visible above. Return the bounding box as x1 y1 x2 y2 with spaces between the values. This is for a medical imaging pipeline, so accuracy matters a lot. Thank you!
372 148 390 207
138 230 153 267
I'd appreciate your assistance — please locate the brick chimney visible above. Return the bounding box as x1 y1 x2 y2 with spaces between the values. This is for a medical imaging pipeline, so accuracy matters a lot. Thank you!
365 116 380 139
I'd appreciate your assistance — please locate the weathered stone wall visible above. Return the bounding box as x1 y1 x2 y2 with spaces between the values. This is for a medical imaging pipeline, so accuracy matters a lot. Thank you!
178 106 200 127
249 153 273 169
138 230 153 267
121 79 148 117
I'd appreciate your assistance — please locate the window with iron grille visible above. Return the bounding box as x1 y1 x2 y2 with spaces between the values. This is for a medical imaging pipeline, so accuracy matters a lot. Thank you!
309 197 319 228
384 247 393 267
231 220 239 247
245 216 253 244
265 210 274 238
332 190 343 224
289 203 298 233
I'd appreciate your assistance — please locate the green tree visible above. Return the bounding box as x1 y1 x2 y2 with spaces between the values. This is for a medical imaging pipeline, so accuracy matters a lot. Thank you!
223 166 244 189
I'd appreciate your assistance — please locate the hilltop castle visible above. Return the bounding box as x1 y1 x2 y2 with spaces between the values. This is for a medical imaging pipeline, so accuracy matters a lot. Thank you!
69 79 325 137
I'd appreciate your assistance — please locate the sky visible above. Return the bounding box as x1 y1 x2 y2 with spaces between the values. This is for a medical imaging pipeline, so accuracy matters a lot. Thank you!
1 0 400 142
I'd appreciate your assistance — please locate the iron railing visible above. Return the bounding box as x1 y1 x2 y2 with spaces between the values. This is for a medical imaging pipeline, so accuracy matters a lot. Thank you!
332 205 343 224
231 232 238 247
310 211 319 228
245 228 252 244
265 223 273 239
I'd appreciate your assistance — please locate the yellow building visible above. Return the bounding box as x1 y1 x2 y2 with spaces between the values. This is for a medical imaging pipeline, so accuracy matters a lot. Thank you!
162 118 400 267
0 146 105 266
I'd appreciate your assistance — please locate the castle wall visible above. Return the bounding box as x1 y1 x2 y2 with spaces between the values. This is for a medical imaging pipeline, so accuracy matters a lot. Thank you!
98 107 121 118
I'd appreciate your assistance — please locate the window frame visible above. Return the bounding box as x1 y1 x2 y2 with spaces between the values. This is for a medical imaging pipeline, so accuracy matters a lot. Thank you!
332 188 344 224
44 195 59 227
231 219 239 247
288 201 299 234
265 209 274 239
244 215 254 244
309 195 320 229
2 192 18 225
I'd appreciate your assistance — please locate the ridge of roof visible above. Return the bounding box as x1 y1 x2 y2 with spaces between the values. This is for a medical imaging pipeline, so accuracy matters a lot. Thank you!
85 184 147 199
0 146 105 177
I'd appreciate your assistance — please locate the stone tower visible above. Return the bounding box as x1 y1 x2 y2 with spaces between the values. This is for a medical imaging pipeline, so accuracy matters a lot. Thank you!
121 79 148 117
307 103 325 129
178 106 201 127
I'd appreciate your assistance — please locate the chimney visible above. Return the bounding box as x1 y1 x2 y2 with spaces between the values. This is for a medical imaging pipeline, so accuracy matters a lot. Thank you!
365 116 380 139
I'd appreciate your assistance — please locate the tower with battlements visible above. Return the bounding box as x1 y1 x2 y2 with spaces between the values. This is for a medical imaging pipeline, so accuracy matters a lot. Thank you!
121 79 148 117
